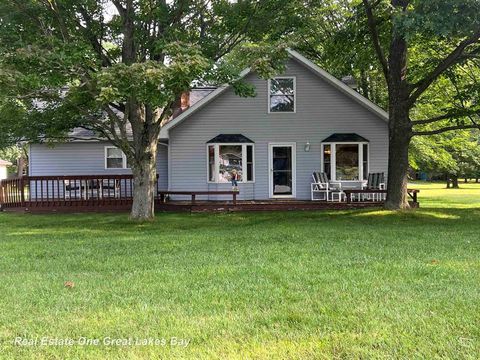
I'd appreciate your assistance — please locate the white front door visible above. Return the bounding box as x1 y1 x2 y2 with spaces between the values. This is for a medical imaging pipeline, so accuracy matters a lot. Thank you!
268 143 296 198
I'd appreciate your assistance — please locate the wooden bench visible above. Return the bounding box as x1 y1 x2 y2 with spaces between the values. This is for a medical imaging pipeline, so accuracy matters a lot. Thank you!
343 189 420 204
157 191 239 205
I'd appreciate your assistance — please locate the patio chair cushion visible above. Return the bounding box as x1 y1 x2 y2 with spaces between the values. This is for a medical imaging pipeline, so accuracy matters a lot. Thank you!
102 179 119 190
64 180 83 191
366 172 385 190
313 172 329 184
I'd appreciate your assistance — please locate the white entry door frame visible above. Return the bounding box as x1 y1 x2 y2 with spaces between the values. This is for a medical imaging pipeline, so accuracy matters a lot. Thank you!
268 142 296 199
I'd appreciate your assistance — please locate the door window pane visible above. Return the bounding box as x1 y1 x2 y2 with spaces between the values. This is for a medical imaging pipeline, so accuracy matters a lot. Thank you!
273 147 292 171
272 146 292 195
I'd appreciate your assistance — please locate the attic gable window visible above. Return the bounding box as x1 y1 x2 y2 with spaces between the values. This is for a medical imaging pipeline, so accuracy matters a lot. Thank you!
268 77 296 113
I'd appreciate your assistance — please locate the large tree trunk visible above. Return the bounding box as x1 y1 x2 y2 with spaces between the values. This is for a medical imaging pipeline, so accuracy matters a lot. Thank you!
384 14 412 210
385 103 412 210
451 175 459 189
127 98 161 221
16 157 26 177
131 143 158 221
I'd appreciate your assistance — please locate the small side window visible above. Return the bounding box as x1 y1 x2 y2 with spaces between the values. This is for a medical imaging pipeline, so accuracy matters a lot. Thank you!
105 147 127 169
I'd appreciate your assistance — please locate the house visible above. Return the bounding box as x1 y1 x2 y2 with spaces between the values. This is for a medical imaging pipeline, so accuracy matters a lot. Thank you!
0 159 11 180
27 50 389 202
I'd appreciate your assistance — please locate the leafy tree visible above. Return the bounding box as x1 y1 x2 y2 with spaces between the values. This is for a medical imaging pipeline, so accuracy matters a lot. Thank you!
410 130 480 187
293 0 388 107
0 145 26 176
0 0 292 220
292 0 480 209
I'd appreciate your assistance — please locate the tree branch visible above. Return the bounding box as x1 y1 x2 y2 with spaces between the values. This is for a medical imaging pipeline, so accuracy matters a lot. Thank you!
76 7 114 67
111 0 126 18
362 0 389 78
413 124 480 136
412 110 480 125
408 28 480 104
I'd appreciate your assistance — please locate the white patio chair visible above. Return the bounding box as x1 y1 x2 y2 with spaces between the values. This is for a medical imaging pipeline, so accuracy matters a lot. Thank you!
101 179 120 199
311 172 345 201
311 172 329 201
64 179 87 200
362 172 386 201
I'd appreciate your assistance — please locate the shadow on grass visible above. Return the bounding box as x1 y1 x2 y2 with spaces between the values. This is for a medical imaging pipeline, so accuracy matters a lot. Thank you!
2 206 480 240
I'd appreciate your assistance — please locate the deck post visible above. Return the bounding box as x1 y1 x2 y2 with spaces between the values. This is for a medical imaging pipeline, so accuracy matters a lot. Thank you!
0 180 3 206
233 192 237 205
191 194 196 205
19 177 25 207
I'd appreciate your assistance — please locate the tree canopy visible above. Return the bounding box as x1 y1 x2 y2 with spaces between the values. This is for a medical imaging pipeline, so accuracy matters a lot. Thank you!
289 0 480 208
0 0 295 219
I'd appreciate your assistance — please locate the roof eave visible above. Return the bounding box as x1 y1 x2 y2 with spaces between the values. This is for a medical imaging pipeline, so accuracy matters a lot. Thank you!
160 67 252 137
286 49 389 122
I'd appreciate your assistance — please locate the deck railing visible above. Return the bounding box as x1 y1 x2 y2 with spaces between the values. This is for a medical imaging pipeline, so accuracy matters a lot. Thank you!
0 175 161 210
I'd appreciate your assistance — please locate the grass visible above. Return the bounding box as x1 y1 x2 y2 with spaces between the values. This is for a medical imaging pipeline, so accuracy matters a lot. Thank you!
0 182 479 359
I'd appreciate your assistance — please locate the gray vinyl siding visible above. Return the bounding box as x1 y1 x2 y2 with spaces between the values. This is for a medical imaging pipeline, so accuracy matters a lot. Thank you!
29 141 169 190
168 58 388 200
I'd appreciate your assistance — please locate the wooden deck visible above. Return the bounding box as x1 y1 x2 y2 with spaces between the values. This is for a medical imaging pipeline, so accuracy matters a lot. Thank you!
0 175 419 213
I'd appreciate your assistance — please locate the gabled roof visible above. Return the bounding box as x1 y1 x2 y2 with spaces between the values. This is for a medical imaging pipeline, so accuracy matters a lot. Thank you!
207 134 254 143
159 49 388 138
322 133 369 143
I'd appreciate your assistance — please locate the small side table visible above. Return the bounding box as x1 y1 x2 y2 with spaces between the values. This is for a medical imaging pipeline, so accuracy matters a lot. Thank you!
328 190 346 202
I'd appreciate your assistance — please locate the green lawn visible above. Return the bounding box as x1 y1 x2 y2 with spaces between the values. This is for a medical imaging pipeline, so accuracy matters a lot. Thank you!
1 183 480 359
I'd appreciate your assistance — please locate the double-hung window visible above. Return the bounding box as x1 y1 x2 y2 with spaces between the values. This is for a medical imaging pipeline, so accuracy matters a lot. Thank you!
268 77 296 113
105 146 128 169
207 144 255 183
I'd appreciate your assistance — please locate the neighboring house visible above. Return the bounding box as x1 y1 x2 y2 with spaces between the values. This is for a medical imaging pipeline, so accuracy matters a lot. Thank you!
0 160 12 180
28 50 389 201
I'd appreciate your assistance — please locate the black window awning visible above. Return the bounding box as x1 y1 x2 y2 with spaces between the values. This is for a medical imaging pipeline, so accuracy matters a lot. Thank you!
207 134 254 143
321 133 369 143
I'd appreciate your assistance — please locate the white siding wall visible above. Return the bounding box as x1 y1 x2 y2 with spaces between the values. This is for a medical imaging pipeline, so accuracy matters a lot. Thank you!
168 58 389 200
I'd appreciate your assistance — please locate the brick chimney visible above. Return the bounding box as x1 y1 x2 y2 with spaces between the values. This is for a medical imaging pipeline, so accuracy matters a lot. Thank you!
180 91 190 110
172 91 190 118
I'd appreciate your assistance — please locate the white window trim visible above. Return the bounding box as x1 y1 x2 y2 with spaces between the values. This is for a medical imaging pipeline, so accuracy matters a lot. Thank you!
321 142 369 182
206 143 255 184
268 76 296 114
104 146 129 169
